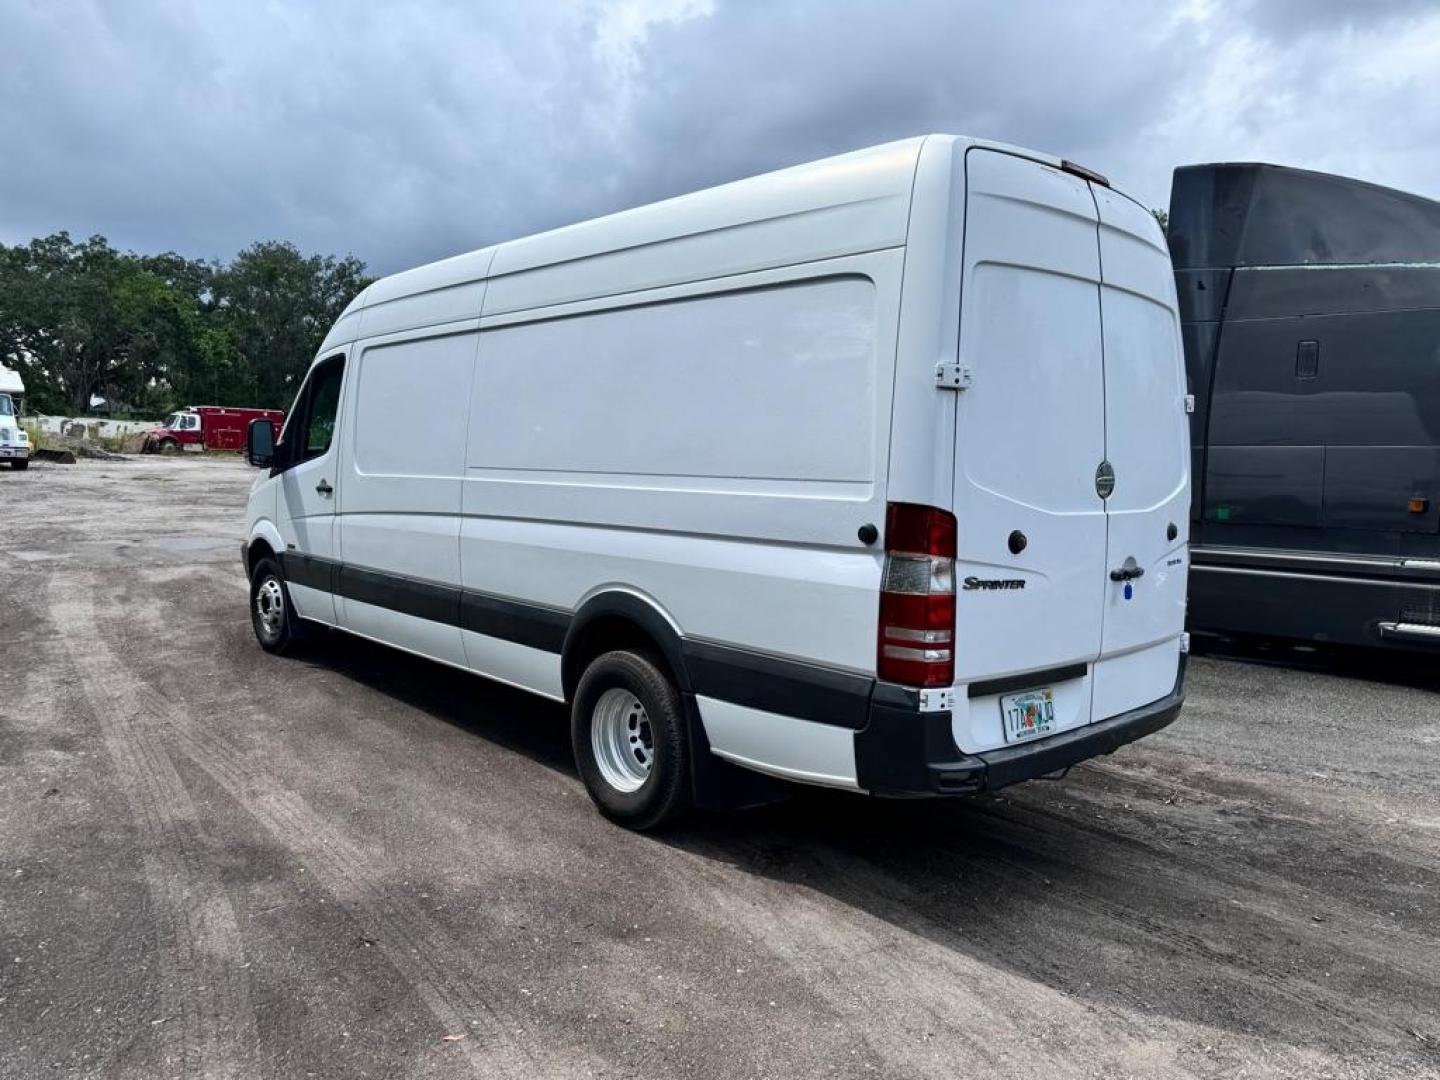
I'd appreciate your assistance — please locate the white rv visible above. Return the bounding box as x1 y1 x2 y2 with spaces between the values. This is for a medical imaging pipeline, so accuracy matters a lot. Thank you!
0 363 29 470
241 136 1191 829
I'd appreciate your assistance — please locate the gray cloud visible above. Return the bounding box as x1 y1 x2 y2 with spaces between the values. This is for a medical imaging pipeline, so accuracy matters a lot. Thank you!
2 0 1438 275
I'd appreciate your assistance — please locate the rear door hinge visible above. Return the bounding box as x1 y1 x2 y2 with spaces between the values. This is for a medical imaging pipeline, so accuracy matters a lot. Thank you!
1184 393 1195 414
936 363 973 390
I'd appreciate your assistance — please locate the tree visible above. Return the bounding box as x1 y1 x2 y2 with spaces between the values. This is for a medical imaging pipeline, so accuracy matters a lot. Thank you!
1152 208 1169 235
0 233 158 414
212 242 373 410
0 233 372 416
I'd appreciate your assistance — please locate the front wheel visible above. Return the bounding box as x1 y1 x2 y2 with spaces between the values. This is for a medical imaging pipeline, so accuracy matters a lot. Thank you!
571 650 691 830
249 557 302 654
10 458 27 470
159 439 180 455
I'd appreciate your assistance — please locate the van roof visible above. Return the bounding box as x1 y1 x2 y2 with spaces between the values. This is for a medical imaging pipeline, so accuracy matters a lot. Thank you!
322 135 1124 352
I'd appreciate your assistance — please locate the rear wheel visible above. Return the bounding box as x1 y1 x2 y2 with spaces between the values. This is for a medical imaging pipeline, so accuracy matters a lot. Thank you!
572 650 690 830
249 556 302 654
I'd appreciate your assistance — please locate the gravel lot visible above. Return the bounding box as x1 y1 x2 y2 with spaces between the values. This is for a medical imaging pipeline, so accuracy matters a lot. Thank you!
2 455 1438 1079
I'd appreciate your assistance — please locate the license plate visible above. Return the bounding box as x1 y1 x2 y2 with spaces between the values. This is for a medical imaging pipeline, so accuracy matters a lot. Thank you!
1000 688 1055 743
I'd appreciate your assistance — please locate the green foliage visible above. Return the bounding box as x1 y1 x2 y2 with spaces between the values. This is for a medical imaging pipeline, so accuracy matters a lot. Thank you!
21 421 53 451
0 232 373 417
1152 208 1169 235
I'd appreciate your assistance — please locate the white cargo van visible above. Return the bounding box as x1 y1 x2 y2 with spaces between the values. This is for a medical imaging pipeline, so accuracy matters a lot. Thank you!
242 135 1190 829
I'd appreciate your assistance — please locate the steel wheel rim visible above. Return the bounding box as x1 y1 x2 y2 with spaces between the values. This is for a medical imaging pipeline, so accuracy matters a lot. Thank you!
591 687 653 793
255 576 286 640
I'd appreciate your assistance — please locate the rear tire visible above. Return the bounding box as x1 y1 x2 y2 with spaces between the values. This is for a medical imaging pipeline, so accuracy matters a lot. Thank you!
249 556 303 654
572 650 691 830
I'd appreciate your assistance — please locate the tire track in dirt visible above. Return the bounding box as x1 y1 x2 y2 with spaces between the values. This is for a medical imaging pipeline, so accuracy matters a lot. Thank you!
48 576 260 1080
183 557 1420 1077
63 569 592 1080
1014 766 1440 985
830 794 1437 1063
673 833 1415 1079
670 842 1197 1079
652 783 1440 1080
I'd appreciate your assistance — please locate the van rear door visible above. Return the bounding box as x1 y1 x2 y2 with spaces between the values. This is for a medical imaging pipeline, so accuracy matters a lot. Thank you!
949 149 1109 752
1089 187 1190 720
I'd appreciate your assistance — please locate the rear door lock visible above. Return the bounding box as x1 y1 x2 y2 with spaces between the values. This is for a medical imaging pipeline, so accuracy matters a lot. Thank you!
1110 559 1144 600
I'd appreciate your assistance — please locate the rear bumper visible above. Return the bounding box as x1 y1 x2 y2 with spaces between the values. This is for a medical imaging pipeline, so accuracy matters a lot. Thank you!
855 657 1186 796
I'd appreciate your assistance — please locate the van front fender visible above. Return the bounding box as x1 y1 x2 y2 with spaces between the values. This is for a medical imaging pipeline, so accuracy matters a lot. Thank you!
244 519 285 575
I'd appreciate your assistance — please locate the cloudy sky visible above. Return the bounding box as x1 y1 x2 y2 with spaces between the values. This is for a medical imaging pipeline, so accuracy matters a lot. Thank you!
2 0 1438 275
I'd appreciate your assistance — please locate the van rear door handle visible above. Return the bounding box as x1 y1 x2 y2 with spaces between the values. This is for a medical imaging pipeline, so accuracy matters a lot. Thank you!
1109 565 1144 582
315 480 333 496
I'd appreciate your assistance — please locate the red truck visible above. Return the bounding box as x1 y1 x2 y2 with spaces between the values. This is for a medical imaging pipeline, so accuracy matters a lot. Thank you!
141 406 284 454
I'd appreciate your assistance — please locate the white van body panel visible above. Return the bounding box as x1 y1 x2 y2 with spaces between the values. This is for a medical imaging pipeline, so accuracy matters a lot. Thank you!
247 135 1188 800
697 698 861 790
273 345 349 626
338 326 476 666
482 140 919 317
1089 185 1191 718
461 628 565 702
947 148 1109 752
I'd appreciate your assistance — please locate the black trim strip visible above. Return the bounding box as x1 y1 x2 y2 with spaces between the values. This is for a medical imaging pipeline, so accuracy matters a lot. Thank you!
275 554 880 728
967 662 1088 700
280 551 338 594
461 590 569 653
339 564 461 627
684 640 873 730
1191 544 1440 584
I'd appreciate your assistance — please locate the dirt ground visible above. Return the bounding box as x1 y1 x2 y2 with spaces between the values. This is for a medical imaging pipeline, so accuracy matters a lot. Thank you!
2 454 1438 1080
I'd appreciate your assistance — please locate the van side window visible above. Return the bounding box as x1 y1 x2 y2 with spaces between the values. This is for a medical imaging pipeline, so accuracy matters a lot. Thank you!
302 359 344 460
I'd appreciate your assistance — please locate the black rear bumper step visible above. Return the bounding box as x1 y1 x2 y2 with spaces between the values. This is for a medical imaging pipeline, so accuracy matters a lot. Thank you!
855 658 1186 796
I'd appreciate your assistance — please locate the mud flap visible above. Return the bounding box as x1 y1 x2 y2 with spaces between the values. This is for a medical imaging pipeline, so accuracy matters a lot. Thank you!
681 692 791 812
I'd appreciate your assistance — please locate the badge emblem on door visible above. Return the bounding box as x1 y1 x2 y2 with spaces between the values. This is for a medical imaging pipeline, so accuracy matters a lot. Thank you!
1095 460 1115 499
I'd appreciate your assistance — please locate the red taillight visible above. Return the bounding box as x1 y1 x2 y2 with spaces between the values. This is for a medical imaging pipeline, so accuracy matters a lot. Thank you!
877 502 957 688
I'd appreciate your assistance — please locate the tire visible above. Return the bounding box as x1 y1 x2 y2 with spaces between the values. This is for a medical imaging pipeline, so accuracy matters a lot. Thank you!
571 650 691 830
249 556 303 654
10 458 27 470
159 439 179 455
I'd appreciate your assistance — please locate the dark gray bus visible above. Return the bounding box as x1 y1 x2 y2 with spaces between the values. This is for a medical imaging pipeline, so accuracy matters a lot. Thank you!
1170 162 1440 651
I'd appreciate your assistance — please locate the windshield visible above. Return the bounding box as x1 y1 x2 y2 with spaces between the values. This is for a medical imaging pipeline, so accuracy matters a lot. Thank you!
0 395 13 417
164 413 184 429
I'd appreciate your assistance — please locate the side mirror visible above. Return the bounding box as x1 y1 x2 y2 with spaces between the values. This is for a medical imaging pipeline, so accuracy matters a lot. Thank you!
246 417 275 469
